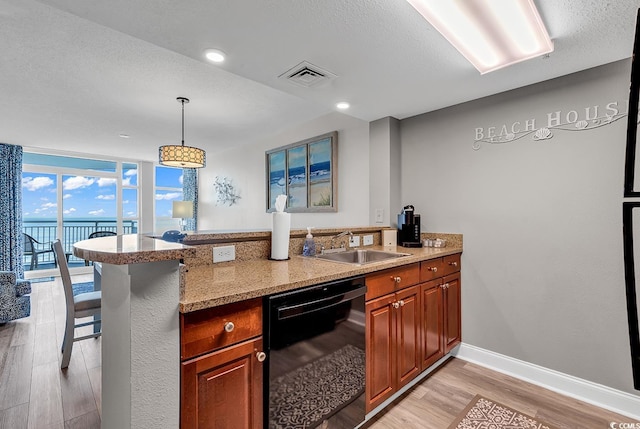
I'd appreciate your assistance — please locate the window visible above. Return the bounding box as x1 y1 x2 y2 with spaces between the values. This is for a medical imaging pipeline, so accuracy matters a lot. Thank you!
22 152 139 275
154 165 183 232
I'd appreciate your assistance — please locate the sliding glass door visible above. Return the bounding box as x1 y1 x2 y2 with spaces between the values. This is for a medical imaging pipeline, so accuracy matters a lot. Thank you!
22 153 139 277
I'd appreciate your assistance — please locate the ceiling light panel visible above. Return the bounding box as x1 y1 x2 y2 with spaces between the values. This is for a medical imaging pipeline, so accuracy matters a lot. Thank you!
406 0 553 74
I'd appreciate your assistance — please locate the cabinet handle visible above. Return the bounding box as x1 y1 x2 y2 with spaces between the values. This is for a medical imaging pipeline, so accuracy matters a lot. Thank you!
224 322 235 333
399 300 405 307
443 283 450 289
392 302 400 309
427 266 438 272
256 351 266 362
449 261 458 267
390 276 401 283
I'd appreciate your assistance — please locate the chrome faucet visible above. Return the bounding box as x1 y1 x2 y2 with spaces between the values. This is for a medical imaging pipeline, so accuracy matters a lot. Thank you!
330 231 353 249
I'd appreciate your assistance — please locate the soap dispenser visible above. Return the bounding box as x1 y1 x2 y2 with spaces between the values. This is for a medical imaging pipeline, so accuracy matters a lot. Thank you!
302 227 316 256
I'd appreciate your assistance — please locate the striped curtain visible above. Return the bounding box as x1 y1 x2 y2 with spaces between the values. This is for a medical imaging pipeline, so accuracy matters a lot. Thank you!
183 168 198 231
0 144 23 278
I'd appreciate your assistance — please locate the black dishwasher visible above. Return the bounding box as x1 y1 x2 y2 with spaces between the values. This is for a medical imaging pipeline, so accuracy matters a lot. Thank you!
265 276 366 429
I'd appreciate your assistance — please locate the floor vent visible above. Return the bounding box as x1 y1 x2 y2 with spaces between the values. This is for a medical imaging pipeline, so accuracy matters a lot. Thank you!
278 61 337 88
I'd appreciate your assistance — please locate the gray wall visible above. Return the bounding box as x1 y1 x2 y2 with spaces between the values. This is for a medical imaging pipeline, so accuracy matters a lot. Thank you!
369 117 401 226
400 60 636 394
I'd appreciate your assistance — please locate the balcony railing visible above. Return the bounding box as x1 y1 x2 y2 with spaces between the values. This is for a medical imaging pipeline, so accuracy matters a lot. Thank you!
23 219 138 270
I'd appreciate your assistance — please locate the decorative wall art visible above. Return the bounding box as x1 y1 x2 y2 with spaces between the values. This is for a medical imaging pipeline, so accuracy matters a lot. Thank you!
472 100 635 150
213 176 241 206
266 131 337 212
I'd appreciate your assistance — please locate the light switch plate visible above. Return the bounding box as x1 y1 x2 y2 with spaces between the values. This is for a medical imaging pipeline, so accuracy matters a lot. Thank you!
375 209 384 223
363 235 374 246
213 245 236 263
349 235 360 247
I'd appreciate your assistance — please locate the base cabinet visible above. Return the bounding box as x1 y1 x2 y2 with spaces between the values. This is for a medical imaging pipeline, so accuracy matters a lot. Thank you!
181 337 263 429
365 294 395 412
365 285 420 412
180 298 264 429
443 273 461 353
420 279 444 370
366 253 462 413
420 272 461 370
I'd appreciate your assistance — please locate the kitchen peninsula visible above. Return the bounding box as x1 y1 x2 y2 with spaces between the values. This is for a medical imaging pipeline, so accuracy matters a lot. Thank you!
74 229 462 429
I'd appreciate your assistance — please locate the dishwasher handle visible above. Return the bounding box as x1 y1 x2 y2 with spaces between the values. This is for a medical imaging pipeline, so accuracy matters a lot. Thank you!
276 285 366 321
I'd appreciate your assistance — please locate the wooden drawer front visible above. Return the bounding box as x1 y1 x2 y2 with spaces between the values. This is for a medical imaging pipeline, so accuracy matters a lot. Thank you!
181 298 263 360
420 258 444 282
366 264 420 301
442 254 461 276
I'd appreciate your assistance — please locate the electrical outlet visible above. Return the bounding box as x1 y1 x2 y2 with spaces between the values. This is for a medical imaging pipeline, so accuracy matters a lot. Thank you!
363 235 374 246
213 245 235 263
349 235 360 247
375 209 384 223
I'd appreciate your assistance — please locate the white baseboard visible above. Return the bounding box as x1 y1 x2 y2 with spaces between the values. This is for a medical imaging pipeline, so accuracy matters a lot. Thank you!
452 343 640 421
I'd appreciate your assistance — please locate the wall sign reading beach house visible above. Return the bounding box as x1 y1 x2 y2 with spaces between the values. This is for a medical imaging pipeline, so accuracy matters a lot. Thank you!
473 100 632 150
266 131 338 212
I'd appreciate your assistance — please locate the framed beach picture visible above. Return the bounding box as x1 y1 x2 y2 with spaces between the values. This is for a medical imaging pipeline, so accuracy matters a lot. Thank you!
266 131 338 212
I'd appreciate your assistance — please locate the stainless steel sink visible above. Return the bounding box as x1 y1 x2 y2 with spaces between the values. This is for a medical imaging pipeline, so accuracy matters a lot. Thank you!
315 249 411 265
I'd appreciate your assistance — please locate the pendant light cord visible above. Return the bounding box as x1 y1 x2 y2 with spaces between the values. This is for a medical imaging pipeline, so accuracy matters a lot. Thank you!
181 98 185 147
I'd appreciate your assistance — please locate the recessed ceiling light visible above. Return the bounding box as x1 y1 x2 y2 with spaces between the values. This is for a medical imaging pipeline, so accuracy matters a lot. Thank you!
119 134 130 139
204 49 226 63
336 102 350 110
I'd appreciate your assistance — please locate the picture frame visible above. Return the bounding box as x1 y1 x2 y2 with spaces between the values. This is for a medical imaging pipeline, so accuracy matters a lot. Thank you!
266 131 338 212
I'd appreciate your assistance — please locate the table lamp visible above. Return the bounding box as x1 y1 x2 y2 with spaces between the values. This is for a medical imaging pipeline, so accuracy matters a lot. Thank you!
172 200 194 232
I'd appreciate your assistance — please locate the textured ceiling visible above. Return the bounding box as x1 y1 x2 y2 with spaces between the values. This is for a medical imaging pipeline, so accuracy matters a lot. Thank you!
0 0 638 162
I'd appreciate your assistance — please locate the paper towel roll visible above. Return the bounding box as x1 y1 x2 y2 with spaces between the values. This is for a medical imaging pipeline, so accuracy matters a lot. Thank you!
271 212 291 260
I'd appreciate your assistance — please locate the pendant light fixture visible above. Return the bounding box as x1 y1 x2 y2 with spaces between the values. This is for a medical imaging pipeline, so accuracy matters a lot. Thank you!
159 97 206 168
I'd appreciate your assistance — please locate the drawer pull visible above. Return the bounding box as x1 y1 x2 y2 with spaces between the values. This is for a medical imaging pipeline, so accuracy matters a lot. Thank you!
390 275 402 283
256 351 266 362
392 302 400 309
224 322 235 333
427 266 438 272
449 261 458 267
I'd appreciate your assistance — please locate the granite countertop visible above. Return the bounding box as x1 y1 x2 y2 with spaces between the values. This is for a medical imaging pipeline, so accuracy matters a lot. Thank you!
73 234 196 265
180 245 462 313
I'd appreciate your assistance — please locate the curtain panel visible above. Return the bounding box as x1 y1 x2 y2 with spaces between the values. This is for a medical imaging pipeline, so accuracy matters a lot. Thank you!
0 144 23 278
183 168 198 231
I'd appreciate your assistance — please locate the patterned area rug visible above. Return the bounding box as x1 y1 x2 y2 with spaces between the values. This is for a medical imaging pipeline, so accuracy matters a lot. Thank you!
269 344 365 429
448 395 558 429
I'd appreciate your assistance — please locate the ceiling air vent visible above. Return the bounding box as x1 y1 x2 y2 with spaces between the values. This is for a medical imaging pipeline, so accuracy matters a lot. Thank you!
278 61 337 88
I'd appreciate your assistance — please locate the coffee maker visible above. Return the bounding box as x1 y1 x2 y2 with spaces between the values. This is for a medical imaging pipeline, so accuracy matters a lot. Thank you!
397 205 422 247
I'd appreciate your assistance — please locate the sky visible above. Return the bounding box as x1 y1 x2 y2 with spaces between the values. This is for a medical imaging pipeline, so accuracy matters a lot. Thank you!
22 166 183 220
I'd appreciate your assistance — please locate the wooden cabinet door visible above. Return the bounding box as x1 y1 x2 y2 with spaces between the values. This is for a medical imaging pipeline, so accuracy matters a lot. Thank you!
443 273 461 353
421 280 444 370
395 285 421 389
181 337 264 429
365 293 396 413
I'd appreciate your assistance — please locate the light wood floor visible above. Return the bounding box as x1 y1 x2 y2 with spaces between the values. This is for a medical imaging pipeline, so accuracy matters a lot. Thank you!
366 358 633 429
0 277 635 428
0 275 100 429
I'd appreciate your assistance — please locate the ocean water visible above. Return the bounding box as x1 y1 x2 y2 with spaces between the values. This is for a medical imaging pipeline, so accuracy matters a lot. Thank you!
23 217 136 244
269 161 331 186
